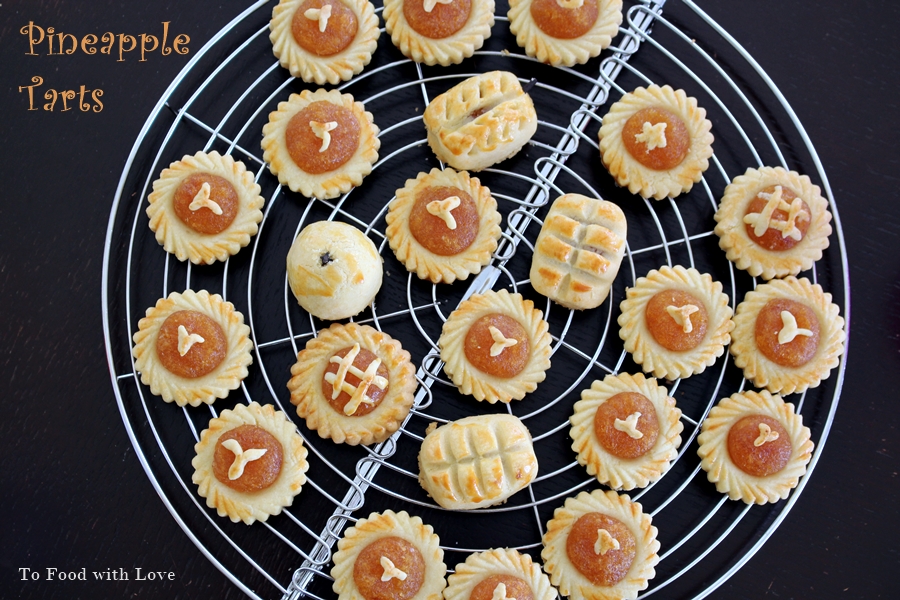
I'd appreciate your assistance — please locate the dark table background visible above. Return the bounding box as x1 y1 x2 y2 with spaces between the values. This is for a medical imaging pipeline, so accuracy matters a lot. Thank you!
2 0 898 598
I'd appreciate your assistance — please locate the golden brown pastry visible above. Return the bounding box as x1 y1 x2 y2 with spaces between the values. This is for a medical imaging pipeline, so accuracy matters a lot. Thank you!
697 390 814 504
598 85 713 200
443 548 557 600
262 88 380 199
570 372 683 491
439 289 552 402
191 402 309 524
269 0 380 85
286 220 383 320
541 489 659 600
423 71 538 171
288 323 416 445
714 166 833 279
729 276 845 395
131 290 253 407
529 193 627 310
418 414 538 510
508 0 623 67
146 151 264 264
383 0 495 66
386 167 502 284
331 510 447 600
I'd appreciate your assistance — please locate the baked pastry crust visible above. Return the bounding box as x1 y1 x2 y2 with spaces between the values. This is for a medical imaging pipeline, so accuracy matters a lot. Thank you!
132 290 253 407
541 489 659 600
287 323 416 445
530 193 627 310
508 0 623 67
598 85 714 200
439 289 552 402
191 402 309 524
270 0 380 85
730 276 845 395
261 88 380 200
570 372 683 491
697 390 814 504
618 265 734 380
418 414 538 510
383 0 495 66
714 166 833 280
444 548 557 600
146 151 264 264
331 510 447 600
385 168 502 284
423 71 538 172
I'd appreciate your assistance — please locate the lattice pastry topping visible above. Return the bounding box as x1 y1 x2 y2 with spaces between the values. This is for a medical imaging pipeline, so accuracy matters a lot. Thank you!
383 0 495 66
598 84 714 200
386 168 502 283
423 71 538 171
443 548 557 600
418 414 538 510
288 322 416 445
570 372 683 491
508 0 623 67
530 193 628 310
331 510 447 600
697 390 814 504
146 151 264 264
191 402 309 524
541 489 659 600
132 289 253 407
269 0 380 85
729 276 845 395
714 166 833 279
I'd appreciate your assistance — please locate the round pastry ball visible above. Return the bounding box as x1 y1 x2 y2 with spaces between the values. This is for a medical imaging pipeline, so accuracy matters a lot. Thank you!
286 221 383 320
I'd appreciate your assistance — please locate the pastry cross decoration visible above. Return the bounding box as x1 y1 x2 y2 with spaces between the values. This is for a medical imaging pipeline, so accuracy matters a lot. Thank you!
304 3 332 32
666 304 699 333
556 0 585 9
423 0 453 12
488 325 518 357
490 582 516 600
379 556 407 582
188 182 223 215
221 439 268 480
177 325 205 356
426 195 461 230
742 185 810 240
614 412 644 440
754 422 780 447
594 528 621 555
324 344 389 416
777 310 814 344
634 121 668 152
310 120 339 152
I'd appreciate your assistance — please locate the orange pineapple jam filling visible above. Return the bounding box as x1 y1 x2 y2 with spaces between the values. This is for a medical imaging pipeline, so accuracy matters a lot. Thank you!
173 172 239 234
291 0 358 56
469 574 534 600
464 314 530 378
156 310 227 378
727 414 791 477
593 392 660 459
622 106 690 170
212 424 284 492
754 298 820 368
353 536 425 600
530 0 599 40
321 346 390 416
404 0 472 39
645 288 708 352
408 186 479 255
566 512 636 586
286 101 360 174
744 185 811 251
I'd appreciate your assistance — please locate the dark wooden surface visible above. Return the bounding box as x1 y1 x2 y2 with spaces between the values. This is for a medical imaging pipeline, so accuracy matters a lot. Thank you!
2 0 898 598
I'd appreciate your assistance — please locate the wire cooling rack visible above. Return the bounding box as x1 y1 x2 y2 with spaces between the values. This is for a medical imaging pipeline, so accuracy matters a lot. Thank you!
102 0 849 598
